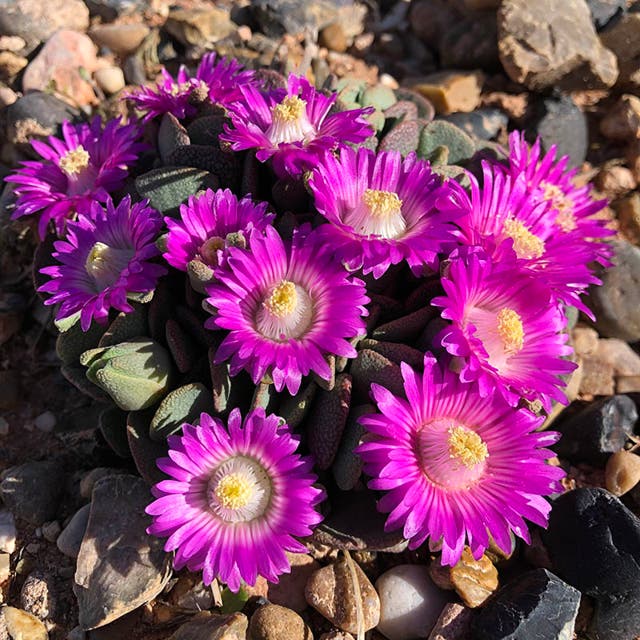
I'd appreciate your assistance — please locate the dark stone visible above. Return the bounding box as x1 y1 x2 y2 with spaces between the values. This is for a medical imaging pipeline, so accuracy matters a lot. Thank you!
588 240 640 342
250 0 343 38
441 108 508 141
586 0 626 30
0 461 65 525
471 569 580 640
529 94 588 169
589 597 640 640
553 395 638 465
439 13 500 71
83 0 149 21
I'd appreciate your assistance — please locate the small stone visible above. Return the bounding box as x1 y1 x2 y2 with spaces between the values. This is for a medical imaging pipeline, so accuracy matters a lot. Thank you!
0 461 65 525
579 356 615 396
0 85 16 106
22 30 98 107
56 504 90 559
427 603 473 640
595 339 640 377
0 554 10 584
84 0 148 21
268 552 320 613
614 193 640 245
376 564 449 640
169 577 214 611
319 23 347 53
0 51 26 81
605 450 640 496
34 412 55 433
450 549 498 608
439 13 500 72
41 521 61 543
0 35 26 51
248 604 312 640
3 606 48 640
169 612 248 640
305 556 380 634
586 0 626 30
554 395 637 464
79 468 119 499
600 13 640 90
498 0 618 91
89 24 149 56
93 66 125 94
572 326 599 357
470 569 580 640
20 571 56 620
441 108 507 140
164 7 234 47
0 511 16 554
617 376 640 393
408 70 483 115
595 165 636 199
600 94 640 140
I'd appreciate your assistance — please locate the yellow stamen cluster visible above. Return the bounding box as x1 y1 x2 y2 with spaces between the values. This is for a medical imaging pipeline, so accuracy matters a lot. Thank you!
503 218 545 260
214 473 253 510
496 307 524 355
448 426 488 468
264 280 297 318
59 146 90 176
85 242 110 276
362 189 403 218
272 96 306 123
542 183 577 232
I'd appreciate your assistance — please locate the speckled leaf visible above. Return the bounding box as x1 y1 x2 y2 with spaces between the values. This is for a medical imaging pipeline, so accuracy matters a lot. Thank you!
158 112 190 164
418 120 476 165
279 381 318 429
126 409 167 486
333 404 374 491
186 114 227 146
378 119 420 156
99 406 130 458
312 355 336 391
167 144 240 191
359 339 425 370
56 319 106 365
166 318 198 373
362 85 397 112
61 365 111 403
98 304 148 348
393 87 435 121
384 100 418 122
350 349 405 404
372 306 437 342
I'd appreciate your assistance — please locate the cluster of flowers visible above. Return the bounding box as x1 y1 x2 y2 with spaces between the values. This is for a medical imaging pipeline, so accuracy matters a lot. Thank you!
6 52 613 591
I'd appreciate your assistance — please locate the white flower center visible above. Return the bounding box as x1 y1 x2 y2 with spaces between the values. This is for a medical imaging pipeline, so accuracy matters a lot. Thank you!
343 188 406 239
85 241 134 290
255 279 314 341
207 456 272 523
502 218 545 260
59 146 90 176
266 95 316 146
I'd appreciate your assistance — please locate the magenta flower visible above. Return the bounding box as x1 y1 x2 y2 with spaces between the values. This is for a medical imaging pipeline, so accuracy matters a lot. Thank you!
357 354 565 565
432 249 576 411
39 196 166 331
163 188 274 271
146 408 324 591
440 161 605 313
7 117 144 238
126 53 256 122
221 74 374 177
205 225 369 394
308 147 457 278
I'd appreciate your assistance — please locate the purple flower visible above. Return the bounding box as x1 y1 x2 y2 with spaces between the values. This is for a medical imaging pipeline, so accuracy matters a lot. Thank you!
146 408 324 591
432 249 576 411
125 53 256 122
205 225 369 394
39 196 166 331
7 117 144 238
163 188 274 271
308 147 457 278
221 74 374 177
357 354 565 565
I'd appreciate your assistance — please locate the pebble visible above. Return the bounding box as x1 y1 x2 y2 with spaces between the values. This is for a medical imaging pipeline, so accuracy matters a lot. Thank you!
0 51 26 81
0 554 10 584
439 13 500 72
89 24 149 56
408 70 484 115
168 576 214 611
305 556 380 634
595 338 640 377
498 0 618 91
595 165 636 199
441 108 508 140
84 0 149 21
20 571 56 620
579 355 615 396
79 468 119 499
0 86 16 107
449 549 498 608
586 0 626 30
554 394 638 464
34 412 55 434
164 7 234 47
0 35 25 51
169 612 248 640
0 510 16 554
56 504 90 558
605 450 640 496
600 13 640 90
408 0 461 50
375 564 449 640
615 193 640 245
41 521 61 543
319 23 347 53
589 240 640 342
427 602 473 640
3 606 48 640
22 30 98 107
470 569 580 640
267 552 320 613
600 94 640 140
248 604 313 640
94 66 125 95
0 461 65 525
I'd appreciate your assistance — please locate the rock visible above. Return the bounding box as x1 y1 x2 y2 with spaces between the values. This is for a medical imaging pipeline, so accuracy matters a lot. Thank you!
427 602 473 640
600 13 640 90
74 475 172 630
408 0 461 50
470 569 580 640
168 576 214 611
79 468 122 499
578 355 615 396
595 165 637 199
20 571 56 620
305 556 380 634
572 326 599 357
0 0 89 49
267 552 320 613
0 35 25 51
89 24 149 56
170 612 248 640
0 510 16 554
248 604 312 640
0 51 26 81
251 0 345 39
319 23 347 53
543 488 640 639
529 94 588 169
606 450 640 496
0 461 65 525
0 85 16 106
93 66 125 94
56 504 91 558
84 0 148 21
586 0 626 30
449 549 498 608
41 521 61 543
589 240 640 342
3 606 48 640
439 13 500 72
595 339 640 377
614 193 640 245
22 30 98 107
600 94 640 140
375 564 449 640
34 411 55 433
5 91 78 146
553 395 638 464
441 108 507 140
408 71 484 115
498 0 618 91
0 555 10 584
164 7 234 47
